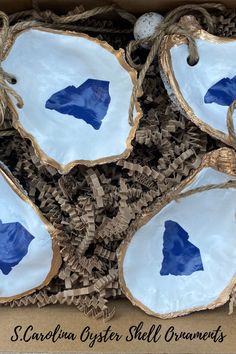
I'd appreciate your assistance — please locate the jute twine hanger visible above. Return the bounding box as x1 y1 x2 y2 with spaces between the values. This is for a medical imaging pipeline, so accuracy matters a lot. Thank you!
9 0 136 33
175 179 236 200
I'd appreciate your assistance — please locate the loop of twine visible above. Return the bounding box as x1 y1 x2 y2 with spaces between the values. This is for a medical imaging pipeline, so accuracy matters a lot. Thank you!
32 4 116 24
127 2 225 125
175 180 236 201
10 1 136 26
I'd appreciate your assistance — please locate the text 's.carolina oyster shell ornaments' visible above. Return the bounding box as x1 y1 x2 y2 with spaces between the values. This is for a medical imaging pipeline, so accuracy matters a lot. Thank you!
0 164 61 302
2 28 142 173
159 29 236 147
118 148 236 318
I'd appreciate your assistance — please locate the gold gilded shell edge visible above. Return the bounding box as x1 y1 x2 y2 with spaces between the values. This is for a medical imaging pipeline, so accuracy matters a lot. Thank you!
0 164 62 303
5 27 143 174
118 147 236 319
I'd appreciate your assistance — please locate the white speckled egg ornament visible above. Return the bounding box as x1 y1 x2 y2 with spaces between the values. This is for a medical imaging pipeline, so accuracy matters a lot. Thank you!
133 12 164 48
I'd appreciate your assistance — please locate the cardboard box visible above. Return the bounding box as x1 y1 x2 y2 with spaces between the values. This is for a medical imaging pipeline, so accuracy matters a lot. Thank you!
0 1 236 353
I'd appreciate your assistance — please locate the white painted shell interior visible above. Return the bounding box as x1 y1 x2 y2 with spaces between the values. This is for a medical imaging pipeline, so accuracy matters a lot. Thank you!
170 38 236 134
122 167 236 315
0 174 53 297
2 29 135 165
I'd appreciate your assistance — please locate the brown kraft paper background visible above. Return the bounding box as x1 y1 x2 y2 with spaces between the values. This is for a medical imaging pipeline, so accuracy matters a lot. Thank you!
0 301 235 353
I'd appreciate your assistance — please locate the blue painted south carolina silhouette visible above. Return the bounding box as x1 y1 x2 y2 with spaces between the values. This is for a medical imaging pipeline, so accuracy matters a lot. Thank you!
0 220 34 275
204 75 236 106
45 79 111 130
160 220 204 276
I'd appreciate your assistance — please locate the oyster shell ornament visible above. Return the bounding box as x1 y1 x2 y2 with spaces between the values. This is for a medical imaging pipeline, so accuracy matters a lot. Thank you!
0 164 61 302
2 28 142 173
118 148 236 318
160 23 236 147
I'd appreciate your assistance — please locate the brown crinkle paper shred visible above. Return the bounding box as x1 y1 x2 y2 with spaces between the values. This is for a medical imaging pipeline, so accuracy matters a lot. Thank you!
0 8 235 320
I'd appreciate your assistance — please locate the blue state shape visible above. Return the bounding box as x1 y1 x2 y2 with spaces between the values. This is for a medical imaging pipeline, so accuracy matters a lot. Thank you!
0 220 34 275
204 75 236 106
160 220 204 276
45 79 111 130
